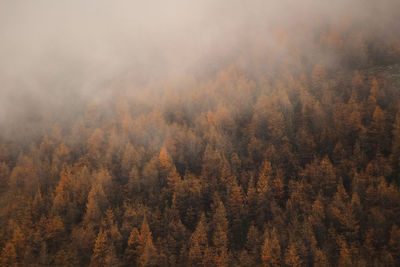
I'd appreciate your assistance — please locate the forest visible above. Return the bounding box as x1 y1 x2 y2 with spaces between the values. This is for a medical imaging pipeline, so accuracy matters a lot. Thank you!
1 1 400 266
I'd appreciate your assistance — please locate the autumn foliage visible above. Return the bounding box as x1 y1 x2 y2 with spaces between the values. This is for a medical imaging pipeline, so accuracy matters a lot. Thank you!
1 16 400 267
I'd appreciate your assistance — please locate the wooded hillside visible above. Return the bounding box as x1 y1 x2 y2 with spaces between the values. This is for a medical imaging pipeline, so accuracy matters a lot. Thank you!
1 5 400 266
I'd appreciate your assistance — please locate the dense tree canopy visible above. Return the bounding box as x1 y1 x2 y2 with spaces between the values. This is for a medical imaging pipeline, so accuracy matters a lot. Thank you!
1 11 400 267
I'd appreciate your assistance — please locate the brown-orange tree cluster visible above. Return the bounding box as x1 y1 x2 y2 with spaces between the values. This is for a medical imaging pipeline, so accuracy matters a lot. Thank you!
1 19 400 267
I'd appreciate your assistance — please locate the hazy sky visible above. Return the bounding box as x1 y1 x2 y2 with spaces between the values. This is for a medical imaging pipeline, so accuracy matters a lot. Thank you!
0 0 398 128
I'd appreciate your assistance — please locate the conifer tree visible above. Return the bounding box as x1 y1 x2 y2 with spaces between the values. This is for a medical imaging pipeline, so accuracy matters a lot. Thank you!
188 213 208 266
261 228 281 267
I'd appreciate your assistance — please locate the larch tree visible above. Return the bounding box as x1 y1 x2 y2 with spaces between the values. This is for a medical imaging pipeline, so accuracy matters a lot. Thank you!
0 242 18 267
284 241 302 267
90 230 108 267
212 201 230 267
87 128 105 167
261 228 281 267
391 110 400 174
83 184 108 225
138 237 158 267
166 165 181 192
389 224 400 261
314 248 329 267
125 227 140 264
241 223 261 266
188 213 208 266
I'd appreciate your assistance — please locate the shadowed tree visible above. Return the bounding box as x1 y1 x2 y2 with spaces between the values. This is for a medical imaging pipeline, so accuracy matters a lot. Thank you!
188 213 208 266
261 228 281 267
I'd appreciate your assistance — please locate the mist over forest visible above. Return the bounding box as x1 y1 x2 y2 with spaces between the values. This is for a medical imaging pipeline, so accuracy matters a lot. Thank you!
1 0 399 131
0 0 400 266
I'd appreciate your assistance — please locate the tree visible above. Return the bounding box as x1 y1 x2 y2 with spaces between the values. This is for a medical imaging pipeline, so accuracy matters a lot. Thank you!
247 176 258 222
188 213 208 266
83 184 108 224
167 165 181 192
389 224 400 262
8 155 37 195
284 241 301 267
141 156 159 192
314 248 329 267
125 227 140 264
366 106 386 155
102 209 123 255
391 111 400 175
201 145 222 185
138 238 158 267
212 201 229 267
337 236 352 267
301 156 337 197
0 242 18 267
226 178 246 247
52 169 74 219
330 181 359 240
90 230 108 267
261 228 281 267
45 216 65 251
256 161 273 224
87 128 105 166
121 143 141 179
0 162 10 194
272 169 285 201
137 216 153 257
90 229 120 267
311 62 327 89
240 223 261 266
166 218 187 265
159 145 173 172
54 245 80 267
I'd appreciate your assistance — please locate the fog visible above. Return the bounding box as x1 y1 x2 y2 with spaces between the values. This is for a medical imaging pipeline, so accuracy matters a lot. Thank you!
0 0 399 129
